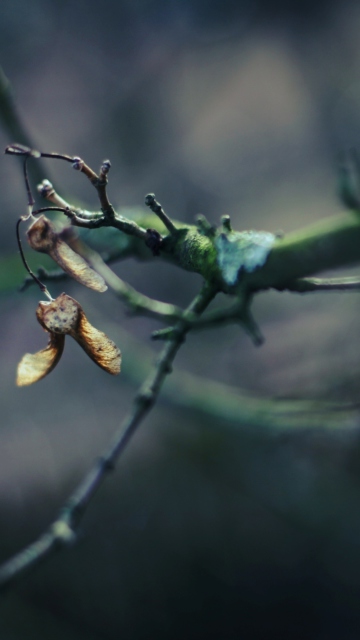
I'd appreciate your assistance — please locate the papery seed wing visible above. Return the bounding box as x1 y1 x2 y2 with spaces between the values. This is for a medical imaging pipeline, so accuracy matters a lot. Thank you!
70 310 121 375
51 241 107 292
27 216 107 292
16 334 65 386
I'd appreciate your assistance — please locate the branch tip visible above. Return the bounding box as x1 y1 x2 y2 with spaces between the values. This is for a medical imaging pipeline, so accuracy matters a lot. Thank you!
221 215 232 232
100 159 111 177
145 193 177 234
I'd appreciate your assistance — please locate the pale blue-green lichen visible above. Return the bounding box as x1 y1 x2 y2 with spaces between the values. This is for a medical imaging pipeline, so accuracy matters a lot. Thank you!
215 230 275 286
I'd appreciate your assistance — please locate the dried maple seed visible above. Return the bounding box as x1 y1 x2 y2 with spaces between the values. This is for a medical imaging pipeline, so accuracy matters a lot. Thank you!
27 215 107 292
16 333 65 387
16 293 121 386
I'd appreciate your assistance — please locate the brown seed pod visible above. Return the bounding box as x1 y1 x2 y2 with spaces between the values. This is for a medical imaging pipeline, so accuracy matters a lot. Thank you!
16 293 121 386
27 216 107 293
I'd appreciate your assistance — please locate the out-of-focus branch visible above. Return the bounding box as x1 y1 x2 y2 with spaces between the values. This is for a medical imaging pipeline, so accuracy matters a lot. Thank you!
0 70 47 187
277 276 360 293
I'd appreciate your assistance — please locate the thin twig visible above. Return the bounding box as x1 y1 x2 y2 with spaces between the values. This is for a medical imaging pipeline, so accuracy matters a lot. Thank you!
152 295 264 345
0 282 216 590
63 204 148 240
15 218 52 300
82 244 184 322
145 193 177 234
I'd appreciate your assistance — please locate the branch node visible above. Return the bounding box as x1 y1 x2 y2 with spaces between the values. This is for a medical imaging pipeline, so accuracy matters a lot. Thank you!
72 156 84 171
236 299 264 346
136 390 154 409
52 520 76 546
145 228 162 255
98 456 115 473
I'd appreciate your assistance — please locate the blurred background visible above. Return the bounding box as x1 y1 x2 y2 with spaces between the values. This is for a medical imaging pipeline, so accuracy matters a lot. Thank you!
2 0 360 637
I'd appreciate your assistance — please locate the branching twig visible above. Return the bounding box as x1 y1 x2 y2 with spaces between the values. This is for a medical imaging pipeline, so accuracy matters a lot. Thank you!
152 295 264 345
62 205 149 240
6 144 150 242
0 282 216 589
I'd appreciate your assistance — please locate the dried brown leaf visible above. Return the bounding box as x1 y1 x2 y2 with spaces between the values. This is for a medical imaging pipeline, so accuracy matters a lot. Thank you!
27 216 107 292
16 333 65 386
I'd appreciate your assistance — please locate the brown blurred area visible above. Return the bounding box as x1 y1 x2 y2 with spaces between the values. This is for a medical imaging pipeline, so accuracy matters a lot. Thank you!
2 1 360 638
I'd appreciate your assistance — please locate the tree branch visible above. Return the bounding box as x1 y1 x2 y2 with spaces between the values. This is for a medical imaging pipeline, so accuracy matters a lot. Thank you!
278 276 360 292
0 282 216 589
152 294 264 345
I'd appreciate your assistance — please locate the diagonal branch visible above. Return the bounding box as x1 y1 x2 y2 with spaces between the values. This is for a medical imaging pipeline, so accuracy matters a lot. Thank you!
0 282 216 590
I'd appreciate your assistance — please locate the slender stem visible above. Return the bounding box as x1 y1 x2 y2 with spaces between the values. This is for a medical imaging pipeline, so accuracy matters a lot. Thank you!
83 245 184 322
23 157 35 210
15 218 52 299
32 206 69 216
0 283 216 589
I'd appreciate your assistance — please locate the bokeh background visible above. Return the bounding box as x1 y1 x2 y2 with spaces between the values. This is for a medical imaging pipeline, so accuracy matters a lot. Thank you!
2 1 360 638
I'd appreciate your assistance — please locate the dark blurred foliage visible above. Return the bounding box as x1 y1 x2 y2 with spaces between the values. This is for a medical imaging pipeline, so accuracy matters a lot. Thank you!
2 0 360 638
